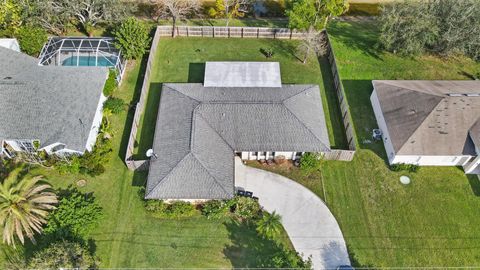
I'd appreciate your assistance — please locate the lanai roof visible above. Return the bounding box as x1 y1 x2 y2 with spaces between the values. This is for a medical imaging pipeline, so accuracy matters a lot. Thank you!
146 83 331 199
372 80 480 156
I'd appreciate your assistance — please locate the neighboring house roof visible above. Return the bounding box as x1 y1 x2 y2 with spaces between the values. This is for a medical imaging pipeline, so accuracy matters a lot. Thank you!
204 62 282 87
146 83 331 200
0 46 108 152
372 80 480 156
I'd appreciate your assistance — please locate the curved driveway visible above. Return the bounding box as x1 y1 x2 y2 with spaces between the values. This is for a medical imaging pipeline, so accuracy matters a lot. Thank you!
235 158 350 270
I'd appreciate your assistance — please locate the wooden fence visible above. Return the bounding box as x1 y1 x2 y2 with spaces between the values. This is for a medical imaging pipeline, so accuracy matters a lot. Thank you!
323 31 357 153
124 27 163 171
157 25 306 39
124 26 356 170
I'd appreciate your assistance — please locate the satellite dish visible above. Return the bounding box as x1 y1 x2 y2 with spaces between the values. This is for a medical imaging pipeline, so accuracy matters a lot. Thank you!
146 149 157 159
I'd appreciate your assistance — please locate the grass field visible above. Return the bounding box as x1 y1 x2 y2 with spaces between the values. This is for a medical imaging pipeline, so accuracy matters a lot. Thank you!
0 59 293 268
133 37 348 159
250 19 480 267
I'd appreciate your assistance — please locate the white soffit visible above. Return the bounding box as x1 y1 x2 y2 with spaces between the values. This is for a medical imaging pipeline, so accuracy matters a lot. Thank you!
204 61 282 88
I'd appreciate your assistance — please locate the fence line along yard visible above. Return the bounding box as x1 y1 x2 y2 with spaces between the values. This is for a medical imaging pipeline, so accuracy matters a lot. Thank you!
124 27 163 171
157 25 307 39
124 26 356 171
323 30 357 154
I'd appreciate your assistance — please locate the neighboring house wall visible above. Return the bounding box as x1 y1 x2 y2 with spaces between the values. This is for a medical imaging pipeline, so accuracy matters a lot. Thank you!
86 93 107 152
240 151 304 160
370 88 396 163
392 155 473 166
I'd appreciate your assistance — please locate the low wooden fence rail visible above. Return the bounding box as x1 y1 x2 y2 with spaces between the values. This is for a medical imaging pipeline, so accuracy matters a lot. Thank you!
157 25 306 39
124 26 356 170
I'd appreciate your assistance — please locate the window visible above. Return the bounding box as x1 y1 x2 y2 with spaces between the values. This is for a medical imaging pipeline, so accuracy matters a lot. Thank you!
18 141 35 153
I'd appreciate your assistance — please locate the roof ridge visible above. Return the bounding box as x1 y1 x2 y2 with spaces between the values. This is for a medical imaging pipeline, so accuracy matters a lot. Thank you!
190 152 231 197
281 85 318 103
191 109 235 150
374 81 445 97
145 152 192 198
283 105 330 151
163 84 202 103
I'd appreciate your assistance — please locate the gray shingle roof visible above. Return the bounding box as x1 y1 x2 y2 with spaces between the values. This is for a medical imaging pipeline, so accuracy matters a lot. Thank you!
0 46 108 152
373 80 480 156
146 83 331 200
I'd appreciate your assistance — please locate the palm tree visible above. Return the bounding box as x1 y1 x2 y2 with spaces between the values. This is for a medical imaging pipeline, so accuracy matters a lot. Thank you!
256 211 283 240
0 174 57 246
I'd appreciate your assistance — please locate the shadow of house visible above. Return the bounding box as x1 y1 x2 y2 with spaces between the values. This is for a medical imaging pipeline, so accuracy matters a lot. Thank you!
467 174 480 196
188 63 205 83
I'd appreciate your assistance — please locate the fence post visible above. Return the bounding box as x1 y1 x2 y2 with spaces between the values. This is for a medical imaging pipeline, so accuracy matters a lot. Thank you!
290 29 293 39
257 28 259 38
228 27 230 38
201 27 203 37
186 26 189 37
213 27 215 38
273 29 276 39
241 27 243 38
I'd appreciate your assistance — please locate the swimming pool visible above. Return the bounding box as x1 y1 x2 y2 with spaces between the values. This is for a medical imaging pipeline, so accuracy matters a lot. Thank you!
62 55 117 67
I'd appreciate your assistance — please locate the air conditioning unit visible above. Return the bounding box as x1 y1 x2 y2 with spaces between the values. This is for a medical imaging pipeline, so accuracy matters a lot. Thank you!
372 129 383 140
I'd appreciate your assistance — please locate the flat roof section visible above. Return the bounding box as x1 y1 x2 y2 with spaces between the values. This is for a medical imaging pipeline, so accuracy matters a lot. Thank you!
204 62 282 88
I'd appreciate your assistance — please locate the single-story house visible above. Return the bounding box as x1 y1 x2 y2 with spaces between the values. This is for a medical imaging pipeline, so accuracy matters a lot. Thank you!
146 62 331 200
0 45 108 158
370 80 480 174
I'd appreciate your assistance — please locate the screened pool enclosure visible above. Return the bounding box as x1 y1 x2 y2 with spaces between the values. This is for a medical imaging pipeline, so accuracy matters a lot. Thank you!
38 37 126 82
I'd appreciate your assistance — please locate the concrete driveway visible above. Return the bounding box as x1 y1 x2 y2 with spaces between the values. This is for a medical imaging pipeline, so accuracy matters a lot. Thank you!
235 157 350 270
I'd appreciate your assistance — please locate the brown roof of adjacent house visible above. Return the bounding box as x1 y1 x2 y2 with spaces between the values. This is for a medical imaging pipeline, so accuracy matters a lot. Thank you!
372 80 480 156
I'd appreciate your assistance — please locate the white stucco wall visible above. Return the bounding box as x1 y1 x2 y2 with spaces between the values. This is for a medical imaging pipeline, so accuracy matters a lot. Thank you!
392 155 473 166
240 151 303 160
370 88 396 163
85 93 107 152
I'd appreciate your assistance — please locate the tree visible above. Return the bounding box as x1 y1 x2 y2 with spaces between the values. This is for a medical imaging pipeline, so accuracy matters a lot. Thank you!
113 17 151 60
44 188 102 239
22 0 72 35
0 0 22 35
256 211 283 240
28 240 98 269
151 0 200 37
69 0 130 35
15 25 48 56
286 0 348 63
208 0 254 27
379 0 480 61
0 174 57 246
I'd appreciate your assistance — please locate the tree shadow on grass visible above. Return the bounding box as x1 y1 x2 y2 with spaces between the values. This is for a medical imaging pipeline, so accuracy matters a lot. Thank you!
327 20 381 60
223 220 279 268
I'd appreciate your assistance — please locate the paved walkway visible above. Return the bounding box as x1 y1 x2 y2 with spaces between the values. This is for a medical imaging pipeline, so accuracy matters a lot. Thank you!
235 158 350 270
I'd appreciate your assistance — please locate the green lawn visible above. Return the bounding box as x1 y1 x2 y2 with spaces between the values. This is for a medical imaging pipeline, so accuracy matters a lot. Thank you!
133 37 348 158
252 19 480 268
1 60 293 268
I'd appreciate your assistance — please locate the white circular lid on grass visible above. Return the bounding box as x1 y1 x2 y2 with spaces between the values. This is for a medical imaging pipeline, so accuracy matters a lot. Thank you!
400 175 411 185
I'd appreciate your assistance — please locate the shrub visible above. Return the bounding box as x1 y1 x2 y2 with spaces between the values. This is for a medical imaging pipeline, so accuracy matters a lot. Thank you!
390 163 419 173
44 188 103 239
28 240 98 269
232 196 261 220
299 152 322 172
264 247 312 269
15 25 48 56
103 97 126 114
103 69 117 96
145 200 197 219
113 17 151 60
201 200 232 219
260 47 274 58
